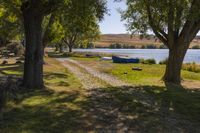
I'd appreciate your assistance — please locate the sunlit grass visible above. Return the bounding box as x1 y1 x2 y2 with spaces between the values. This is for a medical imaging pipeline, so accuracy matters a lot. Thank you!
0 56 200 132
72 57 200 86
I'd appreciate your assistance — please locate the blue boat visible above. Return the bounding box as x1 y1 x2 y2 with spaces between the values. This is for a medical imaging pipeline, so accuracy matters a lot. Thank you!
112 56 140 63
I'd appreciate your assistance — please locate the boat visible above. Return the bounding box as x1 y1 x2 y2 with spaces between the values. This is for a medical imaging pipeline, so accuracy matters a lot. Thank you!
112 56 140 63
101 57 112 61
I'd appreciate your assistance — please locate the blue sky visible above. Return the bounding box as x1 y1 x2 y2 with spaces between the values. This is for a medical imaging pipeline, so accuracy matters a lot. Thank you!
100 0 200 35
99 0 127 34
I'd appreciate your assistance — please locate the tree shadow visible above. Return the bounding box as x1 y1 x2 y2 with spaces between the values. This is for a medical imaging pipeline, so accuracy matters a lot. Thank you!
80 84 200 132
0 84 200 132
0 64 23 76
44 72 68 80
48 52 68 58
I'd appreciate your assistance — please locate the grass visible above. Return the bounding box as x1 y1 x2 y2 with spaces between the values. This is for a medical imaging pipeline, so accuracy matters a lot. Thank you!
0 58 90 132
72 57 200 86
0 56 200 132
182 63 200 73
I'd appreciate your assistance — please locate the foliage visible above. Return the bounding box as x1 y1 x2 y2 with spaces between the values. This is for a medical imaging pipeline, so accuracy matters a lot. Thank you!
159 58 168 65
141 44 157 49
0 1 23 46
121 0 200 83
159 44 168 49
122 0 200 44
191 45 200 49
140 58 156 64
109 43 136 49
58 0 106 52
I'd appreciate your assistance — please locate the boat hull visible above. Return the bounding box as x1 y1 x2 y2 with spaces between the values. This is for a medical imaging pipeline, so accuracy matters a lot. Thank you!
112 56 139 63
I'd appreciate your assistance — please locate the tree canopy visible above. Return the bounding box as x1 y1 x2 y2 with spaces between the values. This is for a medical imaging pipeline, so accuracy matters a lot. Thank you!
0 0 107 89
59 0 102 52
122 0 200 84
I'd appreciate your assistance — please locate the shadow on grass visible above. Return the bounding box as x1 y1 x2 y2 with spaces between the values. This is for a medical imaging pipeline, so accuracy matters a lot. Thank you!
48 52 69 58
0 64 23 76
44 72 68 80
0 84 200 132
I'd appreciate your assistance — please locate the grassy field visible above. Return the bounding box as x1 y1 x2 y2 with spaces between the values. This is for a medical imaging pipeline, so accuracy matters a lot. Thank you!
0 56 200 132
0 58 92 132
72 57 200 87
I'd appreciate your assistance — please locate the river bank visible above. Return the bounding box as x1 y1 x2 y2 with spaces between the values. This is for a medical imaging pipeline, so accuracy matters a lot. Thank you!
74 49 200 64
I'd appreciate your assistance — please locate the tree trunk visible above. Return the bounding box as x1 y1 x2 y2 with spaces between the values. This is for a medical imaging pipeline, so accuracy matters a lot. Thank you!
68 45 73 53
163 44 188 84
22 10 44 89
59 43 63 53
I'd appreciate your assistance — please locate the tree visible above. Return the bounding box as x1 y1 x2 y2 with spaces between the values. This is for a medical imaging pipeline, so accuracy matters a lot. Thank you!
60 0 103 52
42 12 64 56
122 0 200 84
0 0 107 89
0 2 23 47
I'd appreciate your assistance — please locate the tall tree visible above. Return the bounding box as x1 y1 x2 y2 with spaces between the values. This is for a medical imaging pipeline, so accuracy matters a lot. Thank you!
60 0 105 52
0 0 107 89
0 1 22 46
122 0 200 84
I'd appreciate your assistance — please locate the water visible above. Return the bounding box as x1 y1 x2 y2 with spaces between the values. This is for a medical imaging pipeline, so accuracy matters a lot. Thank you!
74 49 200 64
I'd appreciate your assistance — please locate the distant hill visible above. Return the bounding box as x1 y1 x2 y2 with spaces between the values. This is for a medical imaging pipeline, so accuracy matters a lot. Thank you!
94 34 200 48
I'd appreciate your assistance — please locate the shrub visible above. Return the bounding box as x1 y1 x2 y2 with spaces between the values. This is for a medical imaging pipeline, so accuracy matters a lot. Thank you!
159 58 168 65
146 44 157 49
141 45 146 49
109 43 123 49
159 44 168 49
140 58 156 64
116 43 123 49
182 62 200 73
191 45 200 49
141 44 157 49
129 45 136 49
87 43 95 49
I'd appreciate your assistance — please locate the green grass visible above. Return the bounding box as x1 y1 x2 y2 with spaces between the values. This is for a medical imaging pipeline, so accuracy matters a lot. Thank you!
109 63 200 85
0 56 200 132
0 58 90 132
72 57 200 86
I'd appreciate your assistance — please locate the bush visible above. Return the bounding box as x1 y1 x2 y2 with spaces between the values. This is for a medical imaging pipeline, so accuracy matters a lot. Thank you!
109 43 123 49
146 44 157 49
141 44 157 49
191 45 200 49
159 58 168 65
87 43 95 49
140 58 156 64
141 45 146 49
182 62 200 73
159 44 168 49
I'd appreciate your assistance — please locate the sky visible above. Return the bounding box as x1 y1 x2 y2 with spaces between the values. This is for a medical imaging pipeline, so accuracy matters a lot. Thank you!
100 0 200 35
99 0 127 34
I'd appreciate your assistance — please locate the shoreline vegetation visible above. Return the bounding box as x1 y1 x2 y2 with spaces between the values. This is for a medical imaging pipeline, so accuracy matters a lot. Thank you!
77 43 200 49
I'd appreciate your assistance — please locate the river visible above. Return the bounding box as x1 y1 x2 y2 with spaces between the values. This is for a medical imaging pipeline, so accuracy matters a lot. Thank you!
74 49 200 64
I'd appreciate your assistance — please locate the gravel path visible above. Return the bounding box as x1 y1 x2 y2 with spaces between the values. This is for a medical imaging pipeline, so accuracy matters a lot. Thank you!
56 58 130 89
57 58 108 90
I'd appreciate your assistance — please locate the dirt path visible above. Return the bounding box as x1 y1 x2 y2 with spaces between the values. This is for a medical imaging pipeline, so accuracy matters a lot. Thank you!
56 58 130 89
56 58 199 132
57 58 108 90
